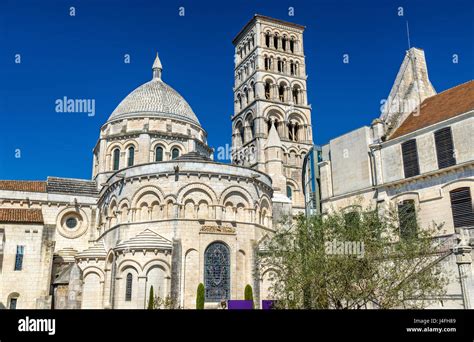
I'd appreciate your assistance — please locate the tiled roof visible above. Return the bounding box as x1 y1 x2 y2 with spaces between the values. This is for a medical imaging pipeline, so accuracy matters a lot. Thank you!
389 80 474 139
0 181 46 193
0 208 44 223
47 177 98 196
108 68 200 125
115 229 172 252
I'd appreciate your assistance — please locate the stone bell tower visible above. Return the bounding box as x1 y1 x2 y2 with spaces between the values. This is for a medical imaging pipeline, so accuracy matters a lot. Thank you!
231 15 314 215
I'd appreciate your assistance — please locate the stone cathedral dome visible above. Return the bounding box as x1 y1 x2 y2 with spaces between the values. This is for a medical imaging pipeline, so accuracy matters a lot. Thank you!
107 53 200 125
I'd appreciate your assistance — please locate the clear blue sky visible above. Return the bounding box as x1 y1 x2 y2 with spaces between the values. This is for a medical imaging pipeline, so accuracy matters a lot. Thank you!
0 0 472 180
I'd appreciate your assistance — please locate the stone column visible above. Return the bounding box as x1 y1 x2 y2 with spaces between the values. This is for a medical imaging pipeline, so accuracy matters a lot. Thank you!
454 229 474 309
137 275 147 309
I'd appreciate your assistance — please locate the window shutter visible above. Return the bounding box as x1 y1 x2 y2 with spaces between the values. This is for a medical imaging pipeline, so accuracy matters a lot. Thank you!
401 139 420 178
435 127 456 169
398 200 417 239
450 187 474 228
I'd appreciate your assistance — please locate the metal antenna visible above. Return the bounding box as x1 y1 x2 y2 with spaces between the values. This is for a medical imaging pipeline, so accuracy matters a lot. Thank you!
406 21 411 49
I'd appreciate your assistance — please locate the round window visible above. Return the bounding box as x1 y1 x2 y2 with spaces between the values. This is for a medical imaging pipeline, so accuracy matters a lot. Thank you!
65 217 78 229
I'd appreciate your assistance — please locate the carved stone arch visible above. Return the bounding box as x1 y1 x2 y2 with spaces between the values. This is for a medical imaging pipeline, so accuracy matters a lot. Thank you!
151 139 169 151
290 80 305 89
262 75 277 84
286 109 307 123
219 185 253 207
244 110 254 123
391 191 421 203
169 142 186 155
83 267 106 283
117 259 143 275
277 78 289 87
123 139 139 151
264 106 285 122
177 183 218 205
441 179 474 193
142 258 171 275
163 194 177 203
259 195 272 211
131 185 164 208
108 196 119 210
286 178 300 192
118 198 131 209
106 141 124 156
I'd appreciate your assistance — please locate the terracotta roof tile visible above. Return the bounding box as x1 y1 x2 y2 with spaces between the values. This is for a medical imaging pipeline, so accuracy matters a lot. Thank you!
389 80 474 140
0 208 44 224
0 181 47 193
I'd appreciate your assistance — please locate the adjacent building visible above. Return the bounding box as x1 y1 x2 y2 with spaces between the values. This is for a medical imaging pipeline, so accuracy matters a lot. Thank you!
319 47 474 308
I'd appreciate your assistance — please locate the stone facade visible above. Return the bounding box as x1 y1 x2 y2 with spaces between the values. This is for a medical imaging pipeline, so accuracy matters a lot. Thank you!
319 47 474 308
231 15 314 216
0 44 277 309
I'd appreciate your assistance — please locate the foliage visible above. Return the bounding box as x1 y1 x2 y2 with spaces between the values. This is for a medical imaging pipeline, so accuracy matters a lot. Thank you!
259 204 448 309
196 283 205 309
147 286 154 310
244 284 254 308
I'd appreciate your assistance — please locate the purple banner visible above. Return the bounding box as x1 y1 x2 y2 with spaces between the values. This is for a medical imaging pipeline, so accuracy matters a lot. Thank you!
227 300 254 310
262 300 275 310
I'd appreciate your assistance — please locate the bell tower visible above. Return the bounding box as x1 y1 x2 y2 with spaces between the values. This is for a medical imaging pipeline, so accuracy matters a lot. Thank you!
231 15 313 215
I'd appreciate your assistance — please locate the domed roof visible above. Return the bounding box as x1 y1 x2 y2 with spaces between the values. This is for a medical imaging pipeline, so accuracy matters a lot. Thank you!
107 54 200 125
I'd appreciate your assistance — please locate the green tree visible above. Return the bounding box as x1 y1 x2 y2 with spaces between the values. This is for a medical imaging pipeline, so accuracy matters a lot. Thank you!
196 283 205 309
259 205 448 309
147 286 154 310
244 284 254 308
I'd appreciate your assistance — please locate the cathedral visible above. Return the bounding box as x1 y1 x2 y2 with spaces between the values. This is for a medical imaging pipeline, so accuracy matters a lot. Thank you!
0 15 311 309
1 14 473 311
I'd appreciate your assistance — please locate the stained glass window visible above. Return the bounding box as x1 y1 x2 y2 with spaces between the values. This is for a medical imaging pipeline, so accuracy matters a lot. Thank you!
171 148 180 160
127 146 135 167
204 242 230 302
155 146 163 161
125 273 133 301
113 148 120 171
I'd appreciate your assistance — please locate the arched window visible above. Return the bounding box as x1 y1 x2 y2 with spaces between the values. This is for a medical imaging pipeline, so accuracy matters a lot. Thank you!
273 35 279 49
125 273 133 301
237 94 242 109
290 39 295 53
8 293 19 309
287 185 293 200
113 148 120 171
278 84 285 101
282 36 287 51
204 242 230 302
127 146 135 167
292 87 299 104
290 62 295 75
265 33 270 47
238 123 244 144
264 82 271 100
249 118 255 138
171 148 180 160
277 59 282 72
155 146 163 162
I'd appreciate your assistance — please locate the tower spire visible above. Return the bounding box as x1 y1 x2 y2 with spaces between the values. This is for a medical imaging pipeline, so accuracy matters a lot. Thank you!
152 52 162 80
